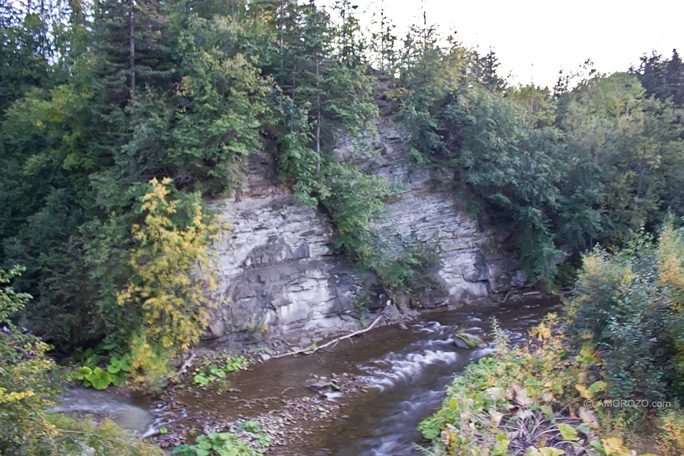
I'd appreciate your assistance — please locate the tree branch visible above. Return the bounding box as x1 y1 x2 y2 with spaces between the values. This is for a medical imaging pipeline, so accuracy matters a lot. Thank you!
271 315 383 359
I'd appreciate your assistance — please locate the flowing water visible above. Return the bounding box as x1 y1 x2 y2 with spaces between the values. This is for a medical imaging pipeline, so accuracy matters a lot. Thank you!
53 388 154 436
172 296 559 455
55 297 559 455
323 298 558 455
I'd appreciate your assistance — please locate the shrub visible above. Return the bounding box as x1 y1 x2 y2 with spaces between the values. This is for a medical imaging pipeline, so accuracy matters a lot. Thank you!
172 432 262 456
0 267 162 455
565 223 684 402
418 315 639 456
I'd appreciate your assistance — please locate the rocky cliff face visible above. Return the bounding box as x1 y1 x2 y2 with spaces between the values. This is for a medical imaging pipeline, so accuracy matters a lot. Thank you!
206 153 362 350
340 118 526 306
206 118 526 350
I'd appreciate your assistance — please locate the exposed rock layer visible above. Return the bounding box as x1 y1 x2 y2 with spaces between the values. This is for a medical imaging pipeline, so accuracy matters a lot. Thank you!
207 119 525 348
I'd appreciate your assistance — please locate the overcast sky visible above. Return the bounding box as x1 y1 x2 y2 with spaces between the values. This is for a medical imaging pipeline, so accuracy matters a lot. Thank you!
323 0 684 89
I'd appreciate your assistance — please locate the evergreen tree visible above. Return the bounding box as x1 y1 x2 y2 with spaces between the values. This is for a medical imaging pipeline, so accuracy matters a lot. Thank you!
474 49 506 93
168 13 270 195
93 0 173 106
633 49 684 108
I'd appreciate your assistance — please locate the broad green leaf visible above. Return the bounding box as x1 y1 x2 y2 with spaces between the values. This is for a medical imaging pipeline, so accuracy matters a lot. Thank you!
589 440 604 451
540 405 554 419
558 423 579 441
588 381 607 396
76 366 92 380
493 436 509 455
112 373 126 387
107 359 122 374
89 367 112 390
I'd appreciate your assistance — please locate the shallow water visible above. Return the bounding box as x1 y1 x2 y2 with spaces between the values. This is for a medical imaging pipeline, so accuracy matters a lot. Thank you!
54 388 153 435
323 299 557 455
174 297 559 455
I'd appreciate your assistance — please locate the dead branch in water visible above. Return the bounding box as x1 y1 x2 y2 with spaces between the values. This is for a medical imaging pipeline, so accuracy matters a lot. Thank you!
164 350 196 381
271 315 384 359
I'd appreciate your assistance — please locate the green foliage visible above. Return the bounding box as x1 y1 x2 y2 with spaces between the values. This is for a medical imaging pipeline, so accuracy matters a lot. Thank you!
281 153 443 300
236 421 272 447
509 84 557 128
398 42 684 286
76 178 221 387
565 222 684 402
236 421 262 434
70 349 133 390
657 408 684 456
2 0 683 394
170 15 270 195
401 76 563 281
192 355 250 388
633 49 684 108
172 432 263 456
559 73 684 245
0 267 162 455
419 315 641 455
0 268 59 453
490 317 509 352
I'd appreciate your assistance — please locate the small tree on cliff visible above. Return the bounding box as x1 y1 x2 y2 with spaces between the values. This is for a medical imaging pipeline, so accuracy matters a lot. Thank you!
115 178 222 382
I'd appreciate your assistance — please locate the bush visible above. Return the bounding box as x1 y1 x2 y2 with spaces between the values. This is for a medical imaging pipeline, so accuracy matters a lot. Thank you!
657 408 684 456
0 267 162 455
419 315 639 456
172 432 262 456
565 223 684 402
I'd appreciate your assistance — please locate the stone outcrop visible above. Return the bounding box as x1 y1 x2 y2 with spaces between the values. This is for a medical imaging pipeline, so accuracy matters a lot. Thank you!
336 118 526 306
206 118 527 349
206 152 362 349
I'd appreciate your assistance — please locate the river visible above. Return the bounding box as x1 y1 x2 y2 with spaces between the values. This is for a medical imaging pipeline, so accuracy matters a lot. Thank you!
55 296 559 454
165 296 559 455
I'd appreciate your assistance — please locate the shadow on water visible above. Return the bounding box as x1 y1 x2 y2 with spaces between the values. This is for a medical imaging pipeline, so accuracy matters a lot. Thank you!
175 296 559 455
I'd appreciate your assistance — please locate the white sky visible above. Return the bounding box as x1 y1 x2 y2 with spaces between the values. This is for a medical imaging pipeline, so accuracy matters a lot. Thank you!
323 0 684 89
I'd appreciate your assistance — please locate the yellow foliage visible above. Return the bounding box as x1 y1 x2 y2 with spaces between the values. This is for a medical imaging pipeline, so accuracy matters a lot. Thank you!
657 222 684 309
0 387 35 404
601 437 634 456
116 178 224 377
657 408 684 456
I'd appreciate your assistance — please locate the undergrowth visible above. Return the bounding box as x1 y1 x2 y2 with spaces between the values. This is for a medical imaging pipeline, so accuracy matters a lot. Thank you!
418 315 681 456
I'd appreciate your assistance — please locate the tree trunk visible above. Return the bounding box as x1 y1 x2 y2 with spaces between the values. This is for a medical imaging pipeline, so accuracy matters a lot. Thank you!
316 56 321 174
279 0 284 78
129 0 135 94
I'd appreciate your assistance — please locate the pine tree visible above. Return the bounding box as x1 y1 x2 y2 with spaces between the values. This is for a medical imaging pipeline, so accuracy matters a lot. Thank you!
93 0 172 106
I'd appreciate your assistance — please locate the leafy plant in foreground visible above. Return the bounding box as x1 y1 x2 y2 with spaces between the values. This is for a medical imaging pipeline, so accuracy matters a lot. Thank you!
70 349 134 390
172 432 262 456
0 267 162 455
419 315 638 456
565 221 684 402
192 355 250 388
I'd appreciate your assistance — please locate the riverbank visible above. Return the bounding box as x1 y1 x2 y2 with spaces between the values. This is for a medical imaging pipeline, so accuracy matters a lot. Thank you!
148 296 559 455
417 314 667 456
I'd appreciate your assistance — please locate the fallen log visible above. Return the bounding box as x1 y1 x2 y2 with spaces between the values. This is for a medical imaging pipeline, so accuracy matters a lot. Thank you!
271 315 384 359
164 350 196 381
